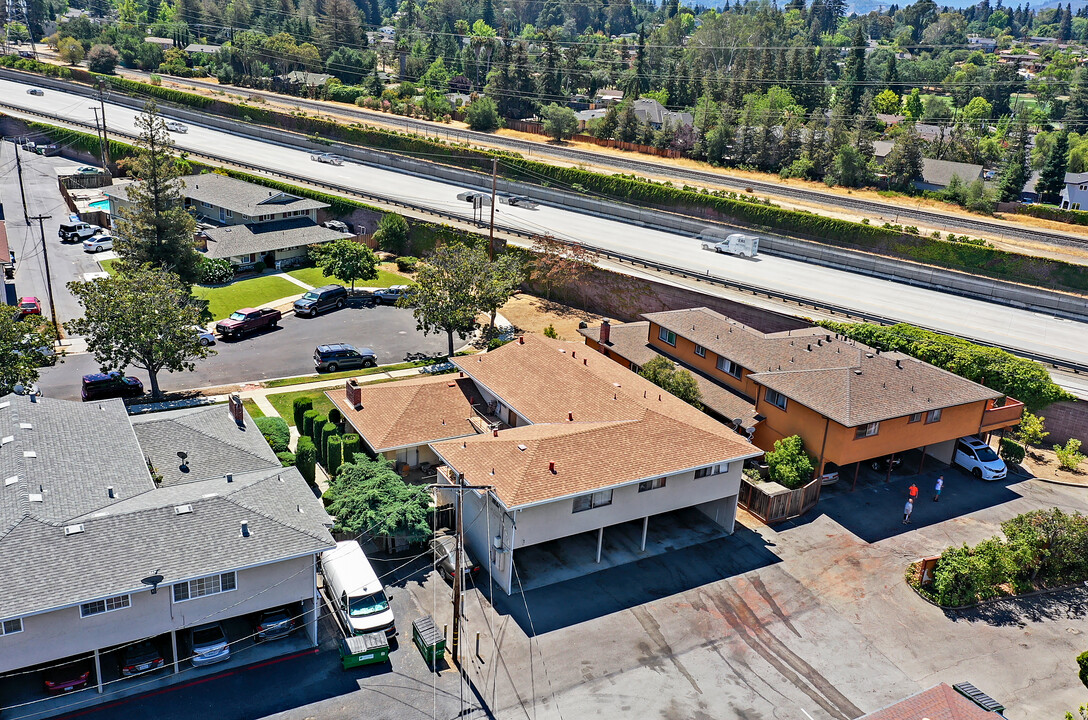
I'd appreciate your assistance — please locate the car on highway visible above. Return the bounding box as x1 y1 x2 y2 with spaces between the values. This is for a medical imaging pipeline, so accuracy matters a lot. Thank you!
17 296 41 319
164 120 188 133
293 284 348 317
310 152 344 165
75 166 102 175
119 640 166 677
43 658 93 693
188 623 231 667
314 343 377 372
194 325 216 346
456 190 491 205
82 233 114 253
372 285 408 304
253 605 298 642
81 371 144 402
953 436 1008 480
26 87 44 96
430 530 480 585
500 194 537 209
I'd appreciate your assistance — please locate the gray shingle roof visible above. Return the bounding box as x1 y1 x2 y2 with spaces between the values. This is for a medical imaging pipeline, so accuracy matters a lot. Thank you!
919 158 983 188
0 398 333 620
202 218 350 259
107 174 328 218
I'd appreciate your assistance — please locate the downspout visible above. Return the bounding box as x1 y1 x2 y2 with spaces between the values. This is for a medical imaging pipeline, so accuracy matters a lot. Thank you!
816 416 831 503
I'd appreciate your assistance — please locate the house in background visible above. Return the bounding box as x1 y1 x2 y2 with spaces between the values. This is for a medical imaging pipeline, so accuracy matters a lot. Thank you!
329 334 760 594
632 98 694 130
1060 172 1088 210
106 173 352 270
914 158 984 192
0 394 333 689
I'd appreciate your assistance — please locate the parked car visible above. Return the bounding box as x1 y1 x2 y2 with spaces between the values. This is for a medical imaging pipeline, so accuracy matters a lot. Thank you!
310 152 343 165
254 606 298 642
74 166 102 175
188 623 231 667
59 222 101 242
293 284 348 317
314 343 377 372
16 296 41 319
322 220 351 233
82 233 114 253
372 285 408 304
119 640 165 677
81 371 143 402
43 659 92 693
869 455 902 473
215 308 282 340
194 325 216 347
164 120 188 133
26 87 44 96
13 333 55 366
430 530 481 585
819 462 841 486
953 436 1008 481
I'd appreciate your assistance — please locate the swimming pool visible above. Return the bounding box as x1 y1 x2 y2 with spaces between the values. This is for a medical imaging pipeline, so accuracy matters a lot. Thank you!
89 199 110 212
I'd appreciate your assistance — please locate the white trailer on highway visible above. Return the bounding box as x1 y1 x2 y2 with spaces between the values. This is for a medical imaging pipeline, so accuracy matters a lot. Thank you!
699 227 760 257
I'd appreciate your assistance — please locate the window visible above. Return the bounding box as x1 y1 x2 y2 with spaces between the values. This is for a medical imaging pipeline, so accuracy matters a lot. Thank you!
694 344 706 358
172 572 237 603
224 209 232 218
629 362 641 373
572 489 613 513
695 464 728 478
1076 203 1083 211
201 201 211 208
658 327 676 346
925 408 942 424
716 356 742 378
80 594 130 618
908 413 922 424
855 422 880 439
764 388 787 410
638 477 666 492
1 618 22 635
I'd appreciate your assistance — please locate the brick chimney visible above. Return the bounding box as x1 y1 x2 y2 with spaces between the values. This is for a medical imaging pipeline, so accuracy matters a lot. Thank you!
345 379 362 410
600 320 611 345
228 393 244 426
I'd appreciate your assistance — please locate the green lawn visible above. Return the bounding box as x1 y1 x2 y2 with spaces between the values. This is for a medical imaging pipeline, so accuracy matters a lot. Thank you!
242 398 265 419
100 258 118 275
266 388 335 427
263 361 424 388
285 266 407 289
193 275 301 320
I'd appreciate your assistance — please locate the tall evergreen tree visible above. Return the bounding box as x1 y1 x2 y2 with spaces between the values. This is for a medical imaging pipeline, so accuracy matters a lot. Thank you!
997 127 1030 202
1059 2 1073 41
839 24 867 117
1037 130 1070 205
884 126 924 190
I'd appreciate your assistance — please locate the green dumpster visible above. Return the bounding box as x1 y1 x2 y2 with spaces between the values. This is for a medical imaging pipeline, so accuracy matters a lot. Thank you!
340 632 390 669
412 615 446 665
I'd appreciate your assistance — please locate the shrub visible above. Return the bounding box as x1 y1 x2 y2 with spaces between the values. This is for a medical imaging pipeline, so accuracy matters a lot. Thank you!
396 256 419 272
1079 651 1088 689
309 413 327 446
765 435 815 490
295 437 316 484
276 451 296 468
932 544 987 606
465 97 501 131
1055 439 1086 472
543 324 558 339
198 257 234 285
86 44 119 74
322 488 334 506
341 434 360 464
1016 411 1049 447
327 435 344 476
374 213 409 255
302 409 319 439
318 421 337 463
328 407 342 425
1000 438 1026 465
252 261 267 273
292 396 313 429
255 416 291 453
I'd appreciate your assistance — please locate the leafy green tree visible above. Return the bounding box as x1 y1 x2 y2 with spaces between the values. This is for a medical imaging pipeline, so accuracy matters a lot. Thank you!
902 89 924 121
326 455 432 539
86 44 119 73
325 46 375 84
871 89 900 115
539 103 579 142
1038 130 1070 206
638 356 703 409
932 543 987 606
884 126 923 191
58 36 86 65
419 57 450 92
476 251 524 329
0 306 57 396
829 144 870 188
114 102 200 285
1016 411 1049 447
1000 438 1026 464
1078 652 1088 690
312 238 378 291
764 435 814 490
373 212 409 255
65 266 213 398
465 97 501 131
1066 703 1088 720
399 242 487 356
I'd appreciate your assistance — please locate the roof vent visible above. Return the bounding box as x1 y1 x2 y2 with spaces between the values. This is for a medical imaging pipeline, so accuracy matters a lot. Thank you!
895 359 902 369
866 353 874 358
174 504 193 515
28 493 42 502
854 369 863 375
23 451 36 458
4 475 17 487
572 351 576 358
202 492 219 498
583 358 587 365
568 412 573 421
1 436 13 445
297 504 303 513
0 401 9 409
19 423 32 430
518 337 524 345
107 486 115 499
64 524 85 536
517 444 527 451
493 429 498 437
226 473 233 483
826 335 831 342
240 520 251 538
559 349 566 353
548 461 556 474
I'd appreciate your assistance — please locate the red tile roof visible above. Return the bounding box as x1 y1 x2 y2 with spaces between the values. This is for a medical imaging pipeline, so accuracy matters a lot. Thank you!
860 683 999 720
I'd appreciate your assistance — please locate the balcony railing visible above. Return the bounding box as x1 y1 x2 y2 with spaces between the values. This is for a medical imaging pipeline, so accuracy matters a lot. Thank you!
980 396 1025 432
468 404 508 434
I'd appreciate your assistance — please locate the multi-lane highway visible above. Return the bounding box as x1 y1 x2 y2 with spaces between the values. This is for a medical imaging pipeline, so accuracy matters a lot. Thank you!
3 75 1087 370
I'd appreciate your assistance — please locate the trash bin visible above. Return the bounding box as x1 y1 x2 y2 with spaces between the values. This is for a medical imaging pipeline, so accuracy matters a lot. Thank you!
412 615 446 665
339 632 390 669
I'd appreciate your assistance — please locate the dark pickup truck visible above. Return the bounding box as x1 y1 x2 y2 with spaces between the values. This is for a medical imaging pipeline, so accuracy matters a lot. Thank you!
215 308 282 339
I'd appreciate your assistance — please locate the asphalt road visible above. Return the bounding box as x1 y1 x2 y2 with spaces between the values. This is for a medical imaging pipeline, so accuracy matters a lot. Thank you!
35 302 450 400
3 77 1088 369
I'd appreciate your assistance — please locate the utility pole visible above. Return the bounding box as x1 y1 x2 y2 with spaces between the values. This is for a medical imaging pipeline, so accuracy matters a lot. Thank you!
29 214 59 338
90 107 108 171
96 79 111 167
14 141 30 222
488 157 497 261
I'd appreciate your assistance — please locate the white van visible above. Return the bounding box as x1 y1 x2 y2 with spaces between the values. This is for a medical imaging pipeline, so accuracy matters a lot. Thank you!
320 541 396 639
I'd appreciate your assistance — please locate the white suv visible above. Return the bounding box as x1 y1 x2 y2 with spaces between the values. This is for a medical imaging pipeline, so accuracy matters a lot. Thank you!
953 437 1007 481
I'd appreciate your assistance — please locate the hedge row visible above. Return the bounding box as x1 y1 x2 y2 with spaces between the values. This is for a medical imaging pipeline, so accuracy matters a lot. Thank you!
1010 203 1088 227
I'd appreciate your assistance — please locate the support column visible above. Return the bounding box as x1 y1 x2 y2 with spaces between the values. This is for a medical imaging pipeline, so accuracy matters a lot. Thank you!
917 446 928 474
640 516 649 552
595 527 604 563
310 559 320 647
93 648 102 693
851 462 860 491
884 452 896 483
171 630 179 674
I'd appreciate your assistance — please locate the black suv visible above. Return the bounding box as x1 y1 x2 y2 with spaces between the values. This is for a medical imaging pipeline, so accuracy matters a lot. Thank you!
293 284 348 317
81 372 144 401
314 344 377 372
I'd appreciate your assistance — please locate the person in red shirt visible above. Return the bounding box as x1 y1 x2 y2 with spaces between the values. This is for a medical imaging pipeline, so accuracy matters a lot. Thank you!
908 483 919 501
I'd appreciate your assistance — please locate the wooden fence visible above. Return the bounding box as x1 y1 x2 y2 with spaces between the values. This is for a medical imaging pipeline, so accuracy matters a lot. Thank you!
738 476 821 524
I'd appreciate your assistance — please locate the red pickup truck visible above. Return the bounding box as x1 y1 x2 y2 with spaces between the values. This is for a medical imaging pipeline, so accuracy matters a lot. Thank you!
215 308 282 340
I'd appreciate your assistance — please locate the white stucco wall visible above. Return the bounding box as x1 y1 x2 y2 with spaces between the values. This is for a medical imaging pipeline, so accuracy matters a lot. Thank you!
459 489 516 595
0 555 317 674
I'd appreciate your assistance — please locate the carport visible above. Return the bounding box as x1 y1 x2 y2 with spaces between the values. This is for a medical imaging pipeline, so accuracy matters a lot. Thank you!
826 446 954 496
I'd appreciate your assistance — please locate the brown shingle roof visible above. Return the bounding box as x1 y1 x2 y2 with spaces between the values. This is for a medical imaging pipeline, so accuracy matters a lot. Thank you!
644 308 1000 427
326 375 479 452
859 683 998 720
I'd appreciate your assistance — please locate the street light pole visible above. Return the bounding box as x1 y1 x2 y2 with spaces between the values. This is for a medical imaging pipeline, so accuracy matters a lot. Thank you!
28 214 59 338
96 79 111 167
14 141 29 222
489 158 497 262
